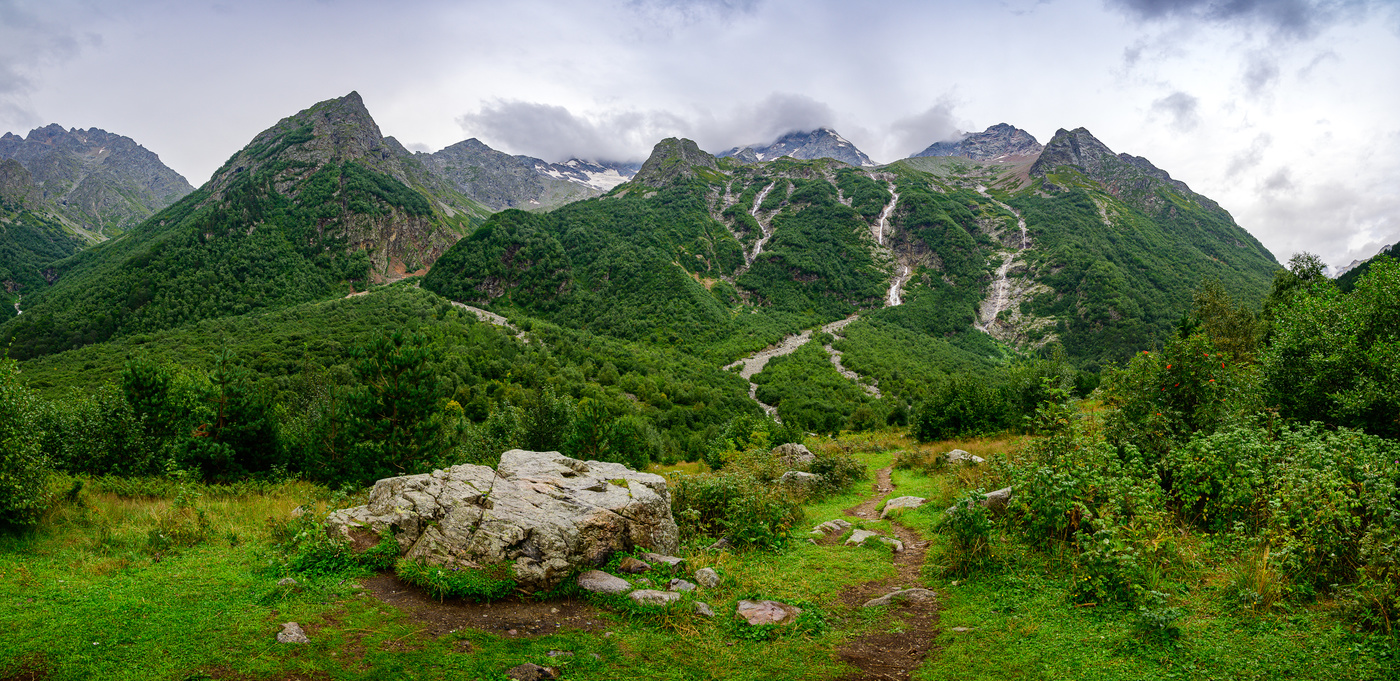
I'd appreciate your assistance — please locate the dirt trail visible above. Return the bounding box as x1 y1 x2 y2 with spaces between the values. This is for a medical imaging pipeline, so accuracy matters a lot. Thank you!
833 467 940 680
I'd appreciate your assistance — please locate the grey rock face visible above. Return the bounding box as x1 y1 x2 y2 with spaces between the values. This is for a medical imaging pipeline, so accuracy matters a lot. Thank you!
862 588 938 608
780 471 822 488
577 570 631 595
628 589 681 606
772 442 815 466
327 449 678 593
276 622 309 644
913 123 1042 161
694 567 721 588
880 496 926 519
846 529 881 546
735 599 804 626
416 139 637 211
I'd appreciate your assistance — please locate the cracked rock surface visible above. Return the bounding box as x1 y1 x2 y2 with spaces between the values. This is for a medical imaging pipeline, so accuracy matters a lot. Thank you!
327 449 678 592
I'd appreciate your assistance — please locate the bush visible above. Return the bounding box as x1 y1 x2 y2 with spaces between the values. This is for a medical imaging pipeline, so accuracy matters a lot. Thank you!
0 358 48 528
807 448 867 496
938 489 994 575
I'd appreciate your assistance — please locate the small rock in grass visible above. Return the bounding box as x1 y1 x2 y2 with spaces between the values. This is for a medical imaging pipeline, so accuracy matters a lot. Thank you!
546 650 574 658
779 471 822 488
276 622 309 644
628 589 681 606
735 600 803 626
694 601 715 618
879 537 904 552
642 552 684 569
862 588 938 608
946 449 985 465
277 577 298 587
879 496 926 519
667 578 696 592
772 442 816 466
576 570 631 595
617 556 652 574
694 567 721 588
706 537 731 551
845 529 880 546
505 662 559 680
951 626 972 633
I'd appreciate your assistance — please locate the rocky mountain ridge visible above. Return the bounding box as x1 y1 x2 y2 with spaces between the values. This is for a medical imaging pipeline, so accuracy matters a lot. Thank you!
415 138 638 212
913 123 1043 161
0 124 193 241
718 128 875 167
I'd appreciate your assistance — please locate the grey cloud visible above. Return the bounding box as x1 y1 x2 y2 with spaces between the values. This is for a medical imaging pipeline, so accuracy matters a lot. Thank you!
1226 134 1272 177
455 93 840 162
1106 0 1370 40
1151 91 1200 131
1260 166 1295 192
1246 166 1400 268
889 99 963 157
0 0 96 128
1242 52 1279 96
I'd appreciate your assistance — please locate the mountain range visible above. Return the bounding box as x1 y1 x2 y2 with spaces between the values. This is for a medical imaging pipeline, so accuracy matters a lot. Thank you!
2 92 1280 393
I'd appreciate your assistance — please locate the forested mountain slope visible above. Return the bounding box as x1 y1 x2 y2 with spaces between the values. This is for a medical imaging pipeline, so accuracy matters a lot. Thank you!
426 129 1279 371
0 92 493 359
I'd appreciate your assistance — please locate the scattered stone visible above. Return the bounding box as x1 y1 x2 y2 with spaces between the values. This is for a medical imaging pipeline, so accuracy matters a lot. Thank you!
667 578 697 592
811 518 853 535
290 505 308 518
576 570 631 595
706 537 731 551
845 529 881 546
276 622 309 644
277 577 297 587
946 486 1014 516
618 556 653 574
326 449 679 593
779 471 822 488
983 486 1013 514
772 442 815 466
879 537 905 553
505 662 559 680
694 567 721 588
879 496 927 519
546 650 574 658
950 626 972 633
735 600 804 626
628 589 681 606
862 588 938 608
636 578 653 587
694 601 715 618
946 449 985 465
641 552 684 569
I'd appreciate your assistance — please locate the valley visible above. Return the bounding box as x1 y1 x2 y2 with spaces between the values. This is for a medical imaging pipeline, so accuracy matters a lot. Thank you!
3 92 1397 681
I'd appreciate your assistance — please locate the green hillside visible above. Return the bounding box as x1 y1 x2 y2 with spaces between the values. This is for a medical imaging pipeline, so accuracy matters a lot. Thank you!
0 93 492 360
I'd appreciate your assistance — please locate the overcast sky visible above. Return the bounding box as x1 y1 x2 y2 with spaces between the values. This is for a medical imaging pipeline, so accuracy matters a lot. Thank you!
2 0 1397 269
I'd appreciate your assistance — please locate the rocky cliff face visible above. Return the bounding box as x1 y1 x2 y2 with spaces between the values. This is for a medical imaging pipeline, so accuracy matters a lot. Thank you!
0 159 39 208
0 124 193 239
416 139 639 212
718 128 875 167
914 123 1042 160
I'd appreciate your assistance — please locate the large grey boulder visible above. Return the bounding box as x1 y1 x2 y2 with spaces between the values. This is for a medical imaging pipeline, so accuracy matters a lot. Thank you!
945 449 985 465
629 589 681 606
946 486 1014 515
327 449 678 593
780 471 822 488
577 570 631 595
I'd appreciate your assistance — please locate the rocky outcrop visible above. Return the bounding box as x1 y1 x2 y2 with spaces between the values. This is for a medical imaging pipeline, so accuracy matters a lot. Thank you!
632 138 720 188
913 123 1042 161
1029 127 1211 216
879 496 926 519
327 449 678 592
772 442 815 466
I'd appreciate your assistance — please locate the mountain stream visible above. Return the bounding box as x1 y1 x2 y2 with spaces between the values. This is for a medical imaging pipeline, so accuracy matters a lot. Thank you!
723 314 873 419
972 185 1029 333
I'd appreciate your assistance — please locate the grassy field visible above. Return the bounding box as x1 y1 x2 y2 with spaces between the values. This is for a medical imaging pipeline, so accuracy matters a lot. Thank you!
3 431 1396 680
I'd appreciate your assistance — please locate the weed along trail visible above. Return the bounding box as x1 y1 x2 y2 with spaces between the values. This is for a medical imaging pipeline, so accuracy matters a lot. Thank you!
830 466 940 680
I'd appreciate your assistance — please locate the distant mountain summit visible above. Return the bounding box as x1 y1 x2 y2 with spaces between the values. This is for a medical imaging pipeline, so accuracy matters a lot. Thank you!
718 128 875 167
913 123 1042 161
1030 127 1205 214
416 138 639 212
0 124 192 240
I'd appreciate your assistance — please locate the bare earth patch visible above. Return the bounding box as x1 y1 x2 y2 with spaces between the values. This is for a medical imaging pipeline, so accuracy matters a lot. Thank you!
359 573 608 638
